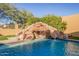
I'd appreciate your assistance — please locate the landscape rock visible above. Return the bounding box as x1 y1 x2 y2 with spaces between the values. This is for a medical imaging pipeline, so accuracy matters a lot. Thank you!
17 22 68 40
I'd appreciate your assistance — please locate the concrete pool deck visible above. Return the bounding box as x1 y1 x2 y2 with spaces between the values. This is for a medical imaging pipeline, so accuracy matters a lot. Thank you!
0 37 48 44
0 37 79 45
0 38 48 50
0 37 19 44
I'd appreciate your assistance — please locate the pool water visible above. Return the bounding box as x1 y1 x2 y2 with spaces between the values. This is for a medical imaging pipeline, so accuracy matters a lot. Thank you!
0 39 79 56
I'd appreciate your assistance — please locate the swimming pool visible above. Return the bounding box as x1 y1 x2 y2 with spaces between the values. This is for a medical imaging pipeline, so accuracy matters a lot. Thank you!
0 39 79 56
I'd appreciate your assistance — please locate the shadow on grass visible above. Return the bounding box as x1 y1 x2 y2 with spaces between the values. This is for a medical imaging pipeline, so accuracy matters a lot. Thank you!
68 32 79 40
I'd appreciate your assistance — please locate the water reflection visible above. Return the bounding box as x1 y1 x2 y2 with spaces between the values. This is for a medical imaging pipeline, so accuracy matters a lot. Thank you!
66 42 79 56
50 40 68 56
0 39 79 56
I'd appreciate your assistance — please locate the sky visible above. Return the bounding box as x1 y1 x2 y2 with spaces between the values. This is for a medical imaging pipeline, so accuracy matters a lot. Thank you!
0 3 79 25
15 3 79 17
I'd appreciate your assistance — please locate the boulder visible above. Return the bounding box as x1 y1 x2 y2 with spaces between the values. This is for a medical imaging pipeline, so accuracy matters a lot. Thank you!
17 22 68 40
50 30 58 39
17 31 24 40
23 31 34 40
58 32 67 39
17 30 34 40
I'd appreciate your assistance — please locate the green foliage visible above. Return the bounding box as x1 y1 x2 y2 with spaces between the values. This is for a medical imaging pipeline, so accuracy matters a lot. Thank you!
25 14 66 32
71 36 79 40
0 35 15 41
27 17 41 25
5 35 15 37
0 4 34 29
0 36 8 40
41 15 66 32
0 3 16 18
0 4 67 31
14 10 34 28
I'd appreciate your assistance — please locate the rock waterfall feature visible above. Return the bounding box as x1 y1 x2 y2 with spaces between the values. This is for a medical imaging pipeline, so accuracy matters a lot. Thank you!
17 22 67 40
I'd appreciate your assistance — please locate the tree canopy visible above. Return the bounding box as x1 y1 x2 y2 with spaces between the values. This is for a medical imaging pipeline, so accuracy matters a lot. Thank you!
0 3 66 31
0 3 33 28
41 15 66 32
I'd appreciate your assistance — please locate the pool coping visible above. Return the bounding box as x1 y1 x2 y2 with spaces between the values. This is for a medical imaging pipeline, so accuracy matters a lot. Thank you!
57 38 79 43
0 38 48 49
0 37 79 49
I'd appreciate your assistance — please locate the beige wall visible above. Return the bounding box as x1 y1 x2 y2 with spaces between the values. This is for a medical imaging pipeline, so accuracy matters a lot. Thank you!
0 24 21 36
62 14 79 34
0 28 21 36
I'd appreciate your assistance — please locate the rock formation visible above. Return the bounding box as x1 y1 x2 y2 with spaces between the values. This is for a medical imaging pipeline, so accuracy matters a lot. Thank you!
17 22 67 40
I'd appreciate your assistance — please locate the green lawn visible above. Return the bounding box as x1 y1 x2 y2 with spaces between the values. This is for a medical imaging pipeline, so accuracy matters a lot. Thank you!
0 36 8 40
71 36 79 40
5 35 16 38
0 35 15 41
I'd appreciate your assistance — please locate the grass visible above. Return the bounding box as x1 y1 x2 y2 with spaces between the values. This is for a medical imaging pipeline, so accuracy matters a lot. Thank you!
5 35 16 38
71 36 79 40
0 35 16 41
0 36 8 40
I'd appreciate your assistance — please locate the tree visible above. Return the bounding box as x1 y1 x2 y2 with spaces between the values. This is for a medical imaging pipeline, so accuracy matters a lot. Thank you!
16 10 34 28
0 3 17 18
0 3 34 29
41 15 66 32
0 4 66 31
26 17 40 25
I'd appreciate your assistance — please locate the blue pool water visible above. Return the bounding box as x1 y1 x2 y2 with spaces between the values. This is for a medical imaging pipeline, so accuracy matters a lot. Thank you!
0 39 79 56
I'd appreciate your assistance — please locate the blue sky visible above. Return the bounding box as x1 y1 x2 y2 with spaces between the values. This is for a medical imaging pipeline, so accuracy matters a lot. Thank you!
15 3 79 17
0 3 79 25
